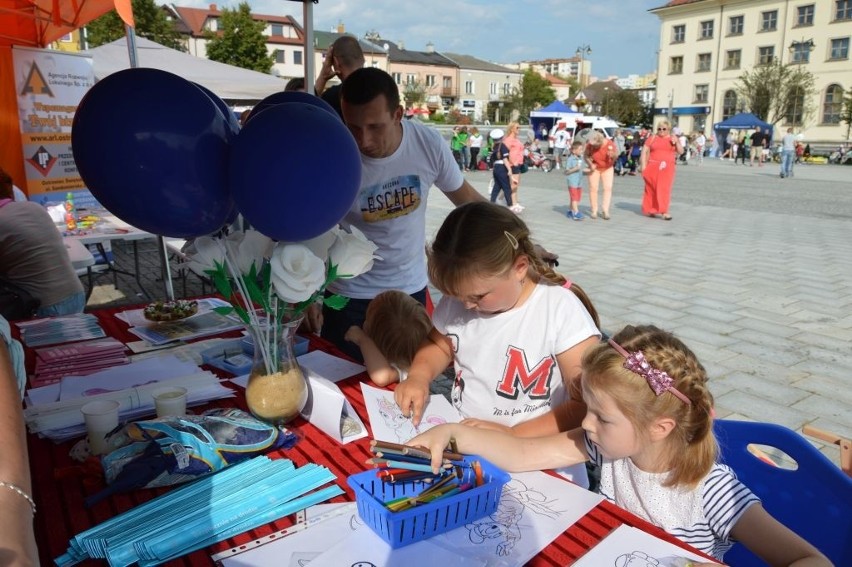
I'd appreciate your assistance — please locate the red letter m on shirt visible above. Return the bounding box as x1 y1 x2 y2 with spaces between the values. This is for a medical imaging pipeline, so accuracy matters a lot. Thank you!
495 347 555 400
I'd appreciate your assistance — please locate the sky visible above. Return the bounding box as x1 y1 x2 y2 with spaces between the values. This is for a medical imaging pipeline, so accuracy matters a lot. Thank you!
176 0 666 78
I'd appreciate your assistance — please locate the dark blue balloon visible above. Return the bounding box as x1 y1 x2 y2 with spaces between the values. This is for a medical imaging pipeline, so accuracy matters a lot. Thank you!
246 91 338 124
230 102 361 241
72 68 233 238
193 82 241 136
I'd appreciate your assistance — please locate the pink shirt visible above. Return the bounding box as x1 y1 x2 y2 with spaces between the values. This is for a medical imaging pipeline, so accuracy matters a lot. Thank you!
504 135 524 167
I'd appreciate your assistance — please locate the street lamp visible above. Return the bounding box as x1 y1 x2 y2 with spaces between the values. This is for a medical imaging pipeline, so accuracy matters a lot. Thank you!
576 44 591 89
788 38 815 63
603 86 609 116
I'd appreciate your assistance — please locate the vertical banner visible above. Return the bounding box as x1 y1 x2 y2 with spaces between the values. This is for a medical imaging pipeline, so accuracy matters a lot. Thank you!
12 46 97 206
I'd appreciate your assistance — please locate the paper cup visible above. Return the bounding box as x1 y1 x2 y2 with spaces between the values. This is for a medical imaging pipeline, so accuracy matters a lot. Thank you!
81 399 120 455
153 386 188 417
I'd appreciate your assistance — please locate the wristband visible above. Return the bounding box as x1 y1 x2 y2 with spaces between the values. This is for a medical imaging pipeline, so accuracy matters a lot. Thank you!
0 481 36 514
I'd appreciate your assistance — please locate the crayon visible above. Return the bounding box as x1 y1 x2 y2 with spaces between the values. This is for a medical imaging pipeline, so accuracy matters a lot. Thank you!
371 459 450 474
472 461 483 487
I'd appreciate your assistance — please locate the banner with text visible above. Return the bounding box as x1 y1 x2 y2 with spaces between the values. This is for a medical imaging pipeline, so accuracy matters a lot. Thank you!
12 46 97 207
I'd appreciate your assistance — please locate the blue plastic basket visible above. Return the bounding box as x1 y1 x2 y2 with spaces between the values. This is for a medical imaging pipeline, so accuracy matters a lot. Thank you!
347 455 509 548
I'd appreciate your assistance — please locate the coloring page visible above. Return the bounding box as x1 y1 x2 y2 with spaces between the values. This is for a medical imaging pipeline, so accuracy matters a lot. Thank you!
572 524 707 566
360 383 460 443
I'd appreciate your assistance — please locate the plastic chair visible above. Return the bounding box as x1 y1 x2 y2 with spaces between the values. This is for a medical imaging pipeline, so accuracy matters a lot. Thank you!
714 419 852 566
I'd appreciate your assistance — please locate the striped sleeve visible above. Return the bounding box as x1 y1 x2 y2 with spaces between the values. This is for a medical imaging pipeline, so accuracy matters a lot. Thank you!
583 431 603 467
703 464 761 542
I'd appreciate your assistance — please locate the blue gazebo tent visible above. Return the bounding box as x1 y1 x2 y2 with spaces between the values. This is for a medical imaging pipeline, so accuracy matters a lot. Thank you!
529 101 581 138
713 112 774 144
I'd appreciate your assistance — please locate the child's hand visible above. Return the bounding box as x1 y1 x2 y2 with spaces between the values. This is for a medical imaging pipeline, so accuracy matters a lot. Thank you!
460 418 513 434
407 424 457 474
394 376 430 427
344 325 365 345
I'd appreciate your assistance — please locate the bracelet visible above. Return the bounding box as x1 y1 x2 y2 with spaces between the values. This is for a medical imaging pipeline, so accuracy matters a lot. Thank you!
0 481 36 515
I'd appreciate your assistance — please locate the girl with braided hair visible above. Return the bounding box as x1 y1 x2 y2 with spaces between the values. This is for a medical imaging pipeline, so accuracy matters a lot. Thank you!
410 325 829 566
394 201 601 437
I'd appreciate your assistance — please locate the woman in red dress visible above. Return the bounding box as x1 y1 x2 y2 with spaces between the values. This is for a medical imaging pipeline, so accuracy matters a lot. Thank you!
640 120 684 221
583 131 618 220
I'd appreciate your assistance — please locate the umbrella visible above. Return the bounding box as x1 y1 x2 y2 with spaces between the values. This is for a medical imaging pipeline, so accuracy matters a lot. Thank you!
0 0 128 48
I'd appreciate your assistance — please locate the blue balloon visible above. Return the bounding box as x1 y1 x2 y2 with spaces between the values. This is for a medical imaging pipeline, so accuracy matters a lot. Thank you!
193 82 241 136
246 91 338 124
230 102 361 241
72 68 233 238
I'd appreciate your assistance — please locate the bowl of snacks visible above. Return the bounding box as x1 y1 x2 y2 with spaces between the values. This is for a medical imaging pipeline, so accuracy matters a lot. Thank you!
143 299 199 322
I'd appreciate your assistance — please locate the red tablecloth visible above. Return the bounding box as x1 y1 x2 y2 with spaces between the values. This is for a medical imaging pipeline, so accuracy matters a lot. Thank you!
23 305 709 565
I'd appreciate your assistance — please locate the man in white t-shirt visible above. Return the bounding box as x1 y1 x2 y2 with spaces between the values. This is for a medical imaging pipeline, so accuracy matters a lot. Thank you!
550 122 571 169
319 68 485 359
694 132 706 165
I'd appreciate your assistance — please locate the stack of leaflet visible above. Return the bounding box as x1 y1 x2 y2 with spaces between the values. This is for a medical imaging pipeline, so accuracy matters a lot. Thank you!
30 337 128 388
24 355 236 441
15 313 105 348
55 456 344 566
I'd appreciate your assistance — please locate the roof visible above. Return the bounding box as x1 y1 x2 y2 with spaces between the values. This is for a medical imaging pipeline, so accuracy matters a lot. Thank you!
580 80 621 102
442 52 521 74
172 5 303 45
368 39 457 67
649 0 709 12
312 30 386 55
542 72 568 86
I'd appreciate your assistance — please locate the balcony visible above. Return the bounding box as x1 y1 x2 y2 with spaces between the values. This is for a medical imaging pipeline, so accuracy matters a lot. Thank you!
441 87 457 98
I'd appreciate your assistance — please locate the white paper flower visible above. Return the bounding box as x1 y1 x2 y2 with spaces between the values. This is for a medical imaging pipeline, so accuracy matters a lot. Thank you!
269 243 327 303
300 226 341 262
226 230 273 274
329 225 381 279
186 236 225 277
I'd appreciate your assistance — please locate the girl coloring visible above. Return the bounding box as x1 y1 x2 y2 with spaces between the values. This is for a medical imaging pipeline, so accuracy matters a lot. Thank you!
410 325 829 566
394 201 600 437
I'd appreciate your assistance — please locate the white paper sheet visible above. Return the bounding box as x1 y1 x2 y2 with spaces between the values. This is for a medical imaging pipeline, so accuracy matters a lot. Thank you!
296 350 365 383
572 525 707 566
300 372 368 444
58 355 200 401
360 382 460 443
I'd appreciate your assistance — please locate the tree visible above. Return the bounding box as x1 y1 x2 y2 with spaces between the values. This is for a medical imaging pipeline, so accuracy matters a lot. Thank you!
505 69 556 122
205 3 274 74
841 86 852 141
402 79 427 108
604 90 646 126
735 60 816 126
85 0 183 50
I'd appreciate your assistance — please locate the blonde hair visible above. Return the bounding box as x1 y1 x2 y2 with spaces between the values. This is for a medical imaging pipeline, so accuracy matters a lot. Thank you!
507 121 520 135
363 290 432 370
587 131 605 146
582 325 717 488
428 202 599 327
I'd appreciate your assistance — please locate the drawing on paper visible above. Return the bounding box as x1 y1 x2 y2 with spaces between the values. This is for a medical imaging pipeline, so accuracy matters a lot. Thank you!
465 477 565 556
615 550 675 566
376 397 419 442
361 383 459 443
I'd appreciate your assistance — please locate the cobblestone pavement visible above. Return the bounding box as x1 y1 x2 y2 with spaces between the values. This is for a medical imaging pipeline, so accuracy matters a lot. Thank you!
87 157 852 465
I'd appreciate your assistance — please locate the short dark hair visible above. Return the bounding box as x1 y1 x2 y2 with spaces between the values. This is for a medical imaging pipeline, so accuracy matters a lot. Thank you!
340 67 399 113
0 168 13 200
284 77 305 92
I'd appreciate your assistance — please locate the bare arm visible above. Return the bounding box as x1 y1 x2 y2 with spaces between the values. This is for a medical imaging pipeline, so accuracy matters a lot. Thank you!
639 142 650 171
730 504 830 566
445 179 487 206
393 328 453 427
408 423 589 474
314 46 337 96
344 326 400 387
0 341 39 566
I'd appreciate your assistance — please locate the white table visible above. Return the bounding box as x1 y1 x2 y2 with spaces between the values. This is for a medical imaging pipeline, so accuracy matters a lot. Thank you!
63 238 95 270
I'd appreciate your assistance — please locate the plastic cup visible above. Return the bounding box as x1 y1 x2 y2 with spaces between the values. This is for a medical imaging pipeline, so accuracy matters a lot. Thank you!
81 399 120 455
153 386 188 417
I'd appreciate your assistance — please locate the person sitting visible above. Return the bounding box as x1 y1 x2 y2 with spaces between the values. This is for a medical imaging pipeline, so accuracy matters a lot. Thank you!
344 290 433 386
0 169 86 318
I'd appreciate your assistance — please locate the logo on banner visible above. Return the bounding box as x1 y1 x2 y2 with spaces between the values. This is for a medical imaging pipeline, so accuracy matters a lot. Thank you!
26 146 57 176
20 63 54 97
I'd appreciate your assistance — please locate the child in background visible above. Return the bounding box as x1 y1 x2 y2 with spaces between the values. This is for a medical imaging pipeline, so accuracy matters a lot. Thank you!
344 290 432 387
394 201 601 437
564 141 585 221
410 325 830 566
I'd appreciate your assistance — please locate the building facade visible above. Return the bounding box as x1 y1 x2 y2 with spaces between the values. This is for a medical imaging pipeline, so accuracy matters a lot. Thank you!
443 53 523 121
372 39 459 112
519 56 592 88
651 0 851 143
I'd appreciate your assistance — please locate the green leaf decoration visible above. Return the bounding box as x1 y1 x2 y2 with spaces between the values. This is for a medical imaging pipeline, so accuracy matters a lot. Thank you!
233 303 249 324
213 306 235 316
243 274 266 310
323 294 350 311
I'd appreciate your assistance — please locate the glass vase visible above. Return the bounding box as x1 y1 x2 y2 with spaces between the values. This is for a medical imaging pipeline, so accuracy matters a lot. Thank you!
244 316 308 425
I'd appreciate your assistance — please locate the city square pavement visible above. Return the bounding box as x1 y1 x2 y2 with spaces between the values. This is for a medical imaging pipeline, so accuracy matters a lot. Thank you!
87 156 851 465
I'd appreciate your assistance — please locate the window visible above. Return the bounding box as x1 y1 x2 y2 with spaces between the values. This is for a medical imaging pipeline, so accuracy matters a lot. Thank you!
823 84 844 123
206 17 219 31
425 75 436 87
694 84 709 103
790 42 811 63
392 72 401 84
700 20 714 39
443 76 452 89
725 49 742 69
830 37 850 59
836 0 852 21
722 90 738 119
503 83 511 95
786 87 806 125
59 33 73 42
672 24 685 43
796 5 815 26
490 82 498 95
697 53 712 72
406 74 416 85
758 46 775 65
669 56 683 74
274 50 285 64
729 15 744 35
465 80 474 95
293 50 302 65
761 10 778 31
270 23 283 36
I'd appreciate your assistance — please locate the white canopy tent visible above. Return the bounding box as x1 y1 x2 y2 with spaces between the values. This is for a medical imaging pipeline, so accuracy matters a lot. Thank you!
83 37 287 102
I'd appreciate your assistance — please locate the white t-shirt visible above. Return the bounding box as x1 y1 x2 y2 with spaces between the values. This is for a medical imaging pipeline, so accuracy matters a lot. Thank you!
695 134 706 147
585 434 760 561
553 130 571 149
330 120 464 299
435 284 600 426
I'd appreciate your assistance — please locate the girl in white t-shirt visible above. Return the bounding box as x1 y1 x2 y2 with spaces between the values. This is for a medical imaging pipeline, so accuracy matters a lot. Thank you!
394 201 601 436
410 325 829 566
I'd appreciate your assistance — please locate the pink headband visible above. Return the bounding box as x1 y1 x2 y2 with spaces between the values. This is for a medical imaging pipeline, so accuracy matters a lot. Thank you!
608 339 691 406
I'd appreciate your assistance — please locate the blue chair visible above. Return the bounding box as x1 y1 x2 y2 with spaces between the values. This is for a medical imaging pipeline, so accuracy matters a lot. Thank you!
714 419 852 566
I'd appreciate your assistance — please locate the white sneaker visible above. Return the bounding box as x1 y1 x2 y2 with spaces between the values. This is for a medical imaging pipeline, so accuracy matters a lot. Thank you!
515 203 525 211
509 204 522 213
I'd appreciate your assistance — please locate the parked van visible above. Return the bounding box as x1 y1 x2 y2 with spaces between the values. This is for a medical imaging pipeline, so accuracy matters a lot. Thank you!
545 114 620 143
